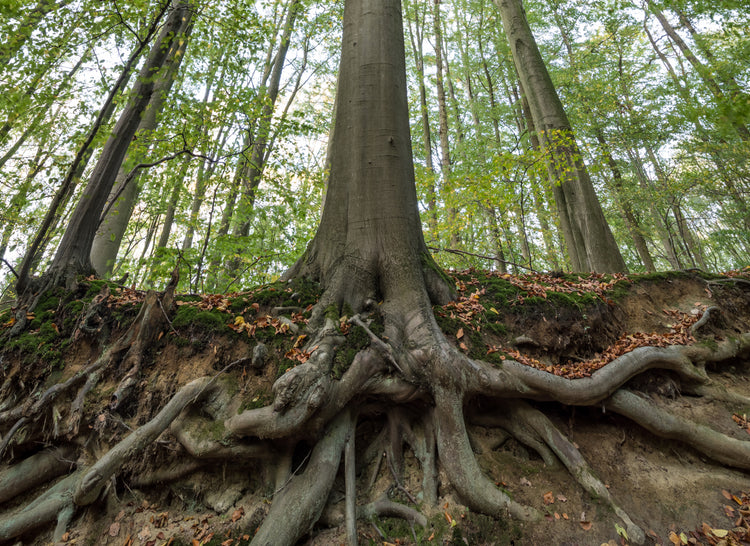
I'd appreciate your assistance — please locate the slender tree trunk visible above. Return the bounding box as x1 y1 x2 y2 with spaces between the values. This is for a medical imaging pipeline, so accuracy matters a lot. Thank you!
29 0 189 291
595 132 655 271
432 0 459 247
91 14 193 276
647 2 750 141
623 145 682 269
0 147 49 262
405 1 438 234
15 4 168 292
485 207 508 274
494 0 626 273
155 161 190 253
233 0 301 238
0 46 88 170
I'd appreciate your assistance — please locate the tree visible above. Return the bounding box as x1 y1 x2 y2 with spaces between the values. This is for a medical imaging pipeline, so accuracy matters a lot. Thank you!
2 0 750 544
90 9 193 276
16 0 191 297
493 0 627 273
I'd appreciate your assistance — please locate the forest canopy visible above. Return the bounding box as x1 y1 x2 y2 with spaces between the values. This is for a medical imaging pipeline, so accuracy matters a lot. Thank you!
0 0 749 545
0 0 748 295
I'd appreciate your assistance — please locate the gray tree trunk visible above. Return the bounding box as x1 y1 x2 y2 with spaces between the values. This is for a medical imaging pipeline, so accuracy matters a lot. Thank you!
494 0 626 273
38 0 191 289
91 12 193 276
284 0 453 312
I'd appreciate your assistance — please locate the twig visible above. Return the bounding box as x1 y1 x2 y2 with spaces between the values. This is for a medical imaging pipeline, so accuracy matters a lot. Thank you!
349 315 403 374
1 259 18 278
386 452 418 506
427 245 538 273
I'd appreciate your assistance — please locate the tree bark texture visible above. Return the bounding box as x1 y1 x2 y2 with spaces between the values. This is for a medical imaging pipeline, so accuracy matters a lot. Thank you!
494 0 627 273
43 0 191 288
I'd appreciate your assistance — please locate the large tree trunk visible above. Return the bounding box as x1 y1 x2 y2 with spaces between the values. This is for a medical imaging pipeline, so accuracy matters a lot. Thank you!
493 0 626 273
31 0 190 291
284 0 453 313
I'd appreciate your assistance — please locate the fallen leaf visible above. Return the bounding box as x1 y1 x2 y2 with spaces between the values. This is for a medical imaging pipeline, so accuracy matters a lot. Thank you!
668 531 681 545
543 491 555 505
520 477 532 486
137 526 151 541
562 513 569 520
61 532 70 541
109 522 121 537
580 521 593 531
231 506 245 522
456 327 464 339
711 529 729 538
722 490 732 500
556 494 568 502
554 512 560 520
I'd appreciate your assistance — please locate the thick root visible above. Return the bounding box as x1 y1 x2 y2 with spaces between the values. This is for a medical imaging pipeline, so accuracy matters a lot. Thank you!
251 410 354 546
433 385 540 522
74 376 214 505
508 401 645 544
0 470 81 541
605 389 750 469
0 445 75 504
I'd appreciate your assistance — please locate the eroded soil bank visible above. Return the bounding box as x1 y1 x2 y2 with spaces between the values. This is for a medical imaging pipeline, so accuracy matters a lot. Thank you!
1 270 749 545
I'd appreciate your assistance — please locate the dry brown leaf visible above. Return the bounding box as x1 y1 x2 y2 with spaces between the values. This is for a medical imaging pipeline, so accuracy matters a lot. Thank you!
543 491 555 505
580 521 592 531
231 507 245 522
109 522 121 537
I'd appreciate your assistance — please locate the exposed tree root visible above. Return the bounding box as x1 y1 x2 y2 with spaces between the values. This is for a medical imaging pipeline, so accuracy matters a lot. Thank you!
433 384 541 522
0 445 75 504
0 470 81 541
605 389 750 469
0 376 214 542
1 270 749 544
506 401 645 544
251 410 353 546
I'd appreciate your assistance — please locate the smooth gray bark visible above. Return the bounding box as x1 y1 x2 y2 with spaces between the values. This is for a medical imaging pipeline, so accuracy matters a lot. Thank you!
39 0 190 288
285 0 453 311
91 13 192 276
494 0 626 273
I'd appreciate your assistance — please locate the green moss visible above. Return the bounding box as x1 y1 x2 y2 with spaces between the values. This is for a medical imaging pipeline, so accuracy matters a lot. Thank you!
172 305 229 332
485 322 508 336
277 359 295 378
84 279 112 300
697 338 719 350
239 388 273 412
421 251 453 286
324 304 339 322
64 300 85 316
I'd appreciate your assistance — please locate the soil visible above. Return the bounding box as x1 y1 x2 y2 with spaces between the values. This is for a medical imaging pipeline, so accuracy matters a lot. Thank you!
1 271 749 545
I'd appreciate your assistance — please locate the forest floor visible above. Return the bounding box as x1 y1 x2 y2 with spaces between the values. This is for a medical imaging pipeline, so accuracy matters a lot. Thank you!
1 269 749 545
